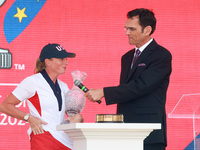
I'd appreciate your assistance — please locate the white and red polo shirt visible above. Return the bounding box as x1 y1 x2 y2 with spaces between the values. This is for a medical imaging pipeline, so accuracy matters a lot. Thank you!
12 70 72 149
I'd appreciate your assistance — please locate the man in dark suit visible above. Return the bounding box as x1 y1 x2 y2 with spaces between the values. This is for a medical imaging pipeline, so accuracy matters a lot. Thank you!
85 8 172 150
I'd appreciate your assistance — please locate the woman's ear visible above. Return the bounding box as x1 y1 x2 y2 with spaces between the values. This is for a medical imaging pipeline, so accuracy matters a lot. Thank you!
44 59 51 67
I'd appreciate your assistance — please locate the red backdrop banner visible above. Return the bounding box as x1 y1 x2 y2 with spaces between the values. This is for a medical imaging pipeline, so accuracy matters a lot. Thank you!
0 0 200 149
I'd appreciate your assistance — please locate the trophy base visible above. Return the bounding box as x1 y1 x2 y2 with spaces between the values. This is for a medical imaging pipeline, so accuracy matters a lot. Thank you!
96 114 124 123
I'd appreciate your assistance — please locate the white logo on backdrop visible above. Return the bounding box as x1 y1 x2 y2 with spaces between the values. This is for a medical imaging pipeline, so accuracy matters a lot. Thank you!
0 48 12 69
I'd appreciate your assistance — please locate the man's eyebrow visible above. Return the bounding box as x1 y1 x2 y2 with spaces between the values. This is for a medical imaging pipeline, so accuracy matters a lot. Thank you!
124 26 136 30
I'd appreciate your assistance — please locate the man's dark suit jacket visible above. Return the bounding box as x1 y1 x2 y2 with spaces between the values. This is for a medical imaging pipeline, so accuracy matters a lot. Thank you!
104 39 172 146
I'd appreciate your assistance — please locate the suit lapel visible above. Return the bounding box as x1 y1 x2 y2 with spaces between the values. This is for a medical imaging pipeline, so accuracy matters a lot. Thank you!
120 49 135 84
126 40 157 82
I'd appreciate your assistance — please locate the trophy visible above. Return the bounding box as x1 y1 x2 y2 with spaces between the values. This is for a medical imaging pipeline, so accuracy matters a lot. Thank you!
65 70 87 117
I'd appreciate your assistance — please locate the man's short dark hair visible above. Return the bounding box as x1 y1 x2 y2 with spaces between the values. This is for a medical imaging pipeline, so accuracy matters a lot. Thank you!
127 8 156 35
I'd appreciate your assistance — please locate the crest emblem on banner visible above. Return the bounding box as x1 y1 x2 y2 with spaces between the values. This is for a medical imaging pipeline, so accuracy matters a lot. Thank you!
3 0 46 43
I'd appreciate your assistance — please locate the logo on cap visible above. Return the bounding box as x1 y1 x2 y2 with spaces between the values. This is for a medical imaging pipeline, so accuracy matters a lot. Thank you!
56 45 64 51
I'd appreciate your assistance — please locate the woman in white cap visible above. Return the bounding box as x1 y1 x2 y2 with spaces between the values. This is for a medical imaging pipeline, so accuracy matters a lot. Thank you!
0 43 83 150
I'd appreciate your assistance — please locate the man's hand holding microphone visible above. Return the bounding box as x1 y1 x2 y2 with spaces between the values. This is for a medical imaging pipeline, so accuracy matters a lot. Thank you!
74 80 103 104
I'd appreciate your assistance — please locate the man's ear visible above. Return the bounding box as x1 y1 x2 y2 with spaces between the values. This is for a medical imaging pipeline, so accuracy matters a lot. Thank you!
144 25 152 35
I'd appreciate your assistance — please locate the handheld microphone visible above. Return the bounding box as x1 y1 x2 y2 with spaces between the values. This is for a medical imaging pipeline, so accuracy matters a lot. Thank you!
74 80 102 104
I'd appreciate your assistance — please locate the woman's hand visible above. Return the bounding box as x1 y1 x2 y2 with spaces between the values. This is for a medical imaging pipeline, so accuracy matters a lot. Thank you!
28 115 48 135
67 113 83 123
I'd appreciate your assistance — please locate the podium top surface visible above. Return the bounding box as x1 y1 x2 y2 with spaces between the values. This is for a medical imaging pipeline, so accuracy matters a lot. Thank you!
57 123 161 131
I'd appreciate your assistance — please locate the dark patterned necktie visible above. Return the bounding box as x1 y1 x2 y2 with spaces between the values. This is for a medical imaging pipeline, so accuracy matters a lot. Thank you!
131 49 141 69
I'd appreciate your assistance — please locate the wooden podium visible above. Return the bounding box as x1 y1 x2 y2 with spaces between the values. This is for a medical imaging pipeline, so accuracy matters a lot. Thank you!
57 123 161 150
